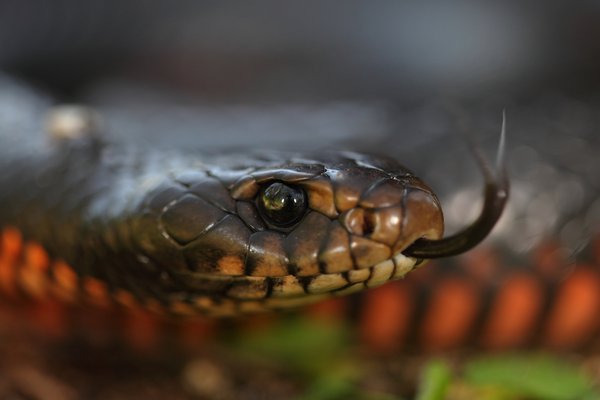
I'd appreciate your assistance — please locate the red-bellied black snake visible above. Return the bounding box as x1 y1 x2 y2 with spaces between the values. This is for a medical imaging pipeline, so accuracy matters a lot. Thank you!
0 80 508 317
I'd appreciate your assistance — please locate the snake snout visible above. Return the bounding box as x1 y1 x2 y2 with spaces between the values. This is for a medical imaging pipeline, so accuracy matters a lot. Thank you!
339 181 444 268
393 188 444 252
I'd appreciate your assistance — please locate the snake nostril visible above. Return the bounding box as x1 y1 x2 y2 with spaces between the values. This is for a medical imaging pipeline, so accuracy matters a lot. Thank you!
341 208 379 237
363 210 376 236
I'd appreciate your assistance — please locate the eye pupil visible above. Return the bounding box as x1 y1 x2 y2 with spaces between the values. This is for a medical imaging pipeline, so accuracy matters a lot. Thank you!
259 182 307 227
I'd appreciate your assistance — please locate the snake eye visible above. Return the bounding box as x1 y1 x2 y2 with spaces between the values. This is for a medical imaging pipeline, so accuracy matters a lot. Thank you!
258 182 307 227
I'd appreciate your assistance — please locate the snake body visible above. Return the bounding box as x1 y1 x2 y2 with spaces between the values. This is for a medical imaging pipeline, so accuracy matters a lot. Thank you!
2 70 600 355
3 76 507 317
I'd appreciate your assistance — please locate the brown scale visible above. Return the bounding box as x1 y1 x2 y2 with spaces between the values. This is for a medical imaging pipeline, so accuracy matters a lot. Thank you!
541 267 600 349
479 273 544 349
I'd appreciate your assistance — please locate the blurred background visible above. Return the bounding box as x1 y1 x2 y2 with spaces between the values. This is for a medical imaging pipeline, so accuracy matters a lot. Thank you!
1 1 600 399
1 1 600 99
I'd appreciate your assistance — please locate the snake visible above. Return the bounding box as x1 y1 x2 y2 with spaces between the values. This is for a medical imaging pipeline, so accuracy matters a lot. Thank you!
1 75 600 356
0 75 507 318
1 4 599 354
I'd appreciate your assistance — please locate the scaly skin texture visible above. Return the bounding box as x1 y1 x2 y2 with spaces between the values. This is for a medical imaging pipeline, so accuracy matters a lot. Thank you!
0 77 462 316
1 78 600 400
2 74 600 356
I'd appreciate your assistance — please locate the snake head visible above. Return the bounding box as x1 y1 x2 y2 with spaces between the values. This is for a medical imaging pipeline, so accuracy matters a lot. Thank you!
227 152 444 278
130 143 506 316
131 151 447 315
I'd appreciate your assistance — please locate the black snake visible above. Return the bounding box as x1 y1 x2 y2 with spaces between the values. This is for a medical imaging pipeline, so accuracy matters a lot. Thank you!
0 2 599 350
0 74 507 316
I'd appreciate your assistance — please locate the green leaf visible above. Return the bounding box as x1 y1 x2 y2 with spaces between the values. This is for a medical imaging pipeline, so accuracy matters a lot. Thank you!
233 317 353 376
298 377 402 400
464 353 595 400
296 377 356 400
415 359 452 400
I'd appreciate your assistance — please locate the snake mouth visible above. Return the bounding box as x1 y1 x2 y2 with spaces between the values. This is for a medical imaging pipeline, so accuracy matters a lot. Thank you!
261 251 421 310
174 251 420 317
